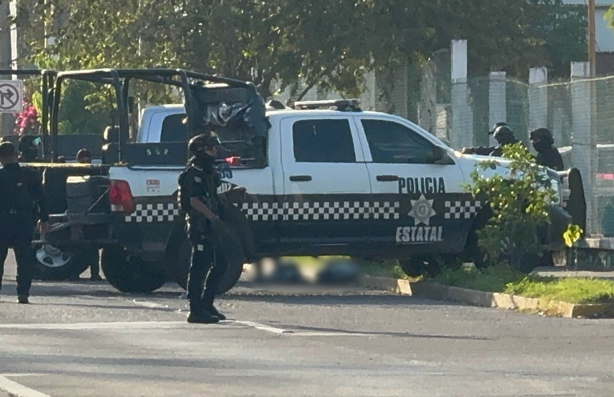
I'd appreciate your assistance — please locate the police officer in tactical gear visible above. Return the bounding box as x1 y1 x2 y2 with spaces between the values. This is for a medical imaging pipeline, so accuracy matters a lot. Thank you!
489 124 521 157
18 135 41 163
178 133 229 324
461 122 510 155
530 128 564 171
0 142 49 303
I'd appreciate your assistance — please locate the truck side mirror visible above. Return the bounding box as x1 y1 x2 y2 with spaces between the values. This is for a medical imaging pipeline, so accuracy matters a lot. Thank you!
429 146 453 165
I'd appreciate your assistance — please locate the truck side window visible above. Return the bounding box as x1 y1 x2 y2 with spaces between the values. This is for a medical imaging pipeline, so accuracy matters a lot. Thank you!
293 119 356 163
362 120 433 164
160 114 188 142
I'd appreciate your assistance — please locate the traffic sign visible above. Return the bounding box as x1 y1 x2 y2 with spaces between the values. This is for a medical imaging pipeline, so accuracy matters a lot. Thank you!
0 80 23 113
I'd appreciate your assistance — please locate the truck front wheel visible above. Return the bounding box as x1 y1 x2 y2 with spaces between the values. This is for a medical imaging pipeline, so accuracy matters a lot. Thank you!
399 255 461 278
101 246 167 293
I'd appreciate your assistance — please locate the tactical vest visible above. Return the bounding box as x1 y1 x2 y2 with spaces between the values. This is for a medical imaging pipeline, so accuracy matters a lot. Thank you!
0 165 36 214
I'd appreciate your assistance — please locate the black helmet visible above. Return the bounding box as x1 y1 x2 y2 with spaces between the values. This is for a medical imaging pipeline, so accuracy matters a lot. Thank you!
188 134 221 154
530 128 554 145
489 122 509 135
493 125 516 145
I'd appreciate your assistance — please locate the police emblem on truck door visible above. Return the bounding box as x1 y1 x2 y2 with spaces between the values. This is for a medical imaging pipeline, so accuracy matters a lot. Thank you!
396 194 443 244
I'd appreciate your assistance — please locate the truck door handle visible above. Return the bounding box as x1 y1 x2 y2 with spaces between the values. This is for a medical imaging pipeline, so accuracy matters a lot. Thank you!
290 175 312 182
376 175 399 182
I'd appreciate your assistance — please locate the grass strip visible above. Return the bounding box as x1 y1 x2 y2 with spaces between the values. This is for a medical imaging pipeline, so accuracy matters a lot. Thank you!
432 265 614 304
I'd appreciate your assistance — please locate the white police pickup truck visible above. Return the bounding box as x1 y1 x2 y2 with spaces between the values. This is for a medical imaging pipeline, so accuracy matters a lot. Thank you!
88 98 575 293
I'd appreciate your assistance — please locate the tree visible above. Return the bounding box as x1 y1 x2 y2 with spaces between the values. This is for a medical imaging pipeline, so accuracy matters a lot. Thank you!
17 0 586 102
422 0 586 79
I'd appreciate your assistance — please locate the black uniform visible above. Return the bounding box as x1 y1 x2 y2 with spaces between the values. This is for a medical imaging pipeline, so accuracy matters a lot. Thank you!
461 122 510 156
530 128 565 171
462 146 495 156
0 163 48 298
179 158 226 317
536 147 564 171
489 138 522 158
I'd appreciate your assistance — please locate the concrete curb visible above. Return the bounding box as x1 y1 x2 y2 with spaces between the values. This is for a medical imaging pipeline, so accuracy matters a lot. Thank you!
411 281 614 318
360 276 412 296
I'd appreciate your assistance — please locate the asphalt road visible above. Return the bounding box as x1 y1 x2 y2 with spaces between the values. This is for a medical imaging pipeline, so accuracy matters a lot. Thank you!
2 254 614 397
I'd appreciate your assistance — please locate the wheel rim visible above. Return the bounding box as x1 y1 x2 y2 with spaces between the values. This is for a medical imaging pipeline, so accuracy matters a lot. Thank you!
36 245 72 268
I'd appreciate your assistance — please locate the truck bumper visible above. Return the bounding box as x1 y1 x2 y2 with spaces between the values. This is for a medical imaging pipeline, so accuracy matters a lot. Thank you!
33 213 116 250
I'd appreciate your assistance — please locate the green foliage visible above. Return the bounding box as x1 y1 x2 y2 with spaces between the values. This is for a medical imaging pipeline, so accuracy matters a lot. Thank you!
563 224 583 248
433 265 614 304
15 0 586 103
420 0 586 79
466 143 558 269
506 277 614 304
56 81 114 135
434 264 530 293
358 260 411 280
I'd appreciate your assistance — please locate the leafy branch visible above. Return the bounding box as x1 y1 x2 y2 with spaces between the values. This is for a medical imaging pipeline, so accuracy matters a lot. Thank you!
465 143 582 271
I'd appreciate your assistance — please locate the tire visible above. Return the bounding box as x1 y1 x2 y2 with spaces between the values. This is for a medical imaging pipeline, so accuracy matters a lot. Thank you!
216 245 245 294
101 246 167 293
466 230 488 269
170 234 191 291
467 232 543 274
220 201 255 260
33 245 94 281
170 233 245 295
399 256 442 278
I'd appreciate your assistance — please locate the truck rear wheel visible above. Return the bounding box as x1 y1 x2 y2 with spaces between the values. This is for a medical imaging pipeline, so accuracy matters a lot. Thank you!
101 246 167 293
171 234 244 295
33 245 94 281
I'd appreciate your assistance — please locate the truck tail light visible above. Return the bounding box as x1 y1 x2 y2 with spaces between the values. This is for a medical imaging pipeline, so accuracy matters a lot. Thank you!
109 180 136 214
226 156 242 166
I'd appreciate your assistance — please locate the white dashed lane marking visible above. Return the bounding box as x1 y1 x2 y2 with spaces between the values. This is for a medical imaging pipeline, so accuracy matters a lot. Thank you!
233 320 293 334
0 374 51 397
0 321 231 330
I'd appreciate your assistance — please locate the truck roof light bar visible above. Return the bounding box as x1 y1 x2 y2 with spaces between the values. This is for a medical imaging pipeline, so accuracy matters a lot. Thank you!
293 99 361 111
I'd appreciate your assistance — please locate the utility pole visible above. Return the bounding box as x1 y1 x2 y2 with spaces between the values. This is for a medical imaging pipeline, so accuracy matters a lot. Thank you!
587 0 598 234
0 0 13 136
588 0 597 78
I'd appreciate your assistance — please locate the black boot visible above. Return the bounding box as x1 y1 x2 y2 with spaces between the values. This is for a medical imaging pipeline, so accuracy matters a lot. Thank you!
188 300 219 324
209 305 226 321
187 311 219 324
